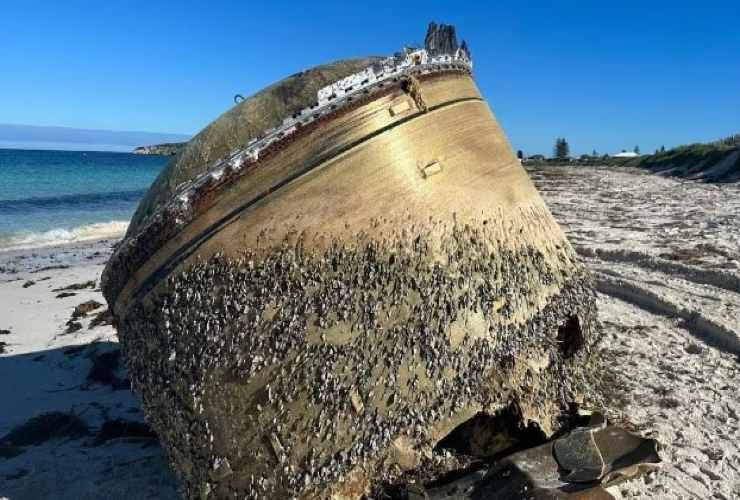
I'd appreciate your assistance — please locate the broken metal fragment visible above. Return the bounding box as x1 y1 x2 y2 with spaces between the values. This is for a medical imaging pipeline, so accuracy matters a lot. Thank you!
591 427 661 487
418 420 661 500
554 428 605 482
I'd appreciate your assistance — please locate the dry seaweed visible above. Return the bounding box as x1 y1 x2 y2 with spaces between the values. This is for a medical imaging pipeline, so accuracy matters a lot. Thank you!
89 309 114 329
71 300 103 319
53 280 95 292
64 320 83 334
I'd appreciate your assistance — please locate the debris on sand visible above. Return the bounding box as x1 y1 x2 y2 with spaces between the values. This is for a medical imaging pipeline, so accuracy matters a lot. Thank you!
53 280 95 292
404 414 660 499
64 320 83 334
22 280 35 288
89 308 114 329
61 301 107 334
31 264 70 273
71 300 103 319
56 291 77 299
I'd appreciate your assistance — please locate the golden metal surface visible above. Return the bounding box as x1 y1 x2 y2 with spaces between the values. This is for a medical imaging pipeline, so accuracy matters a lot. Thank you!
115 73 571 317
108 70 598 499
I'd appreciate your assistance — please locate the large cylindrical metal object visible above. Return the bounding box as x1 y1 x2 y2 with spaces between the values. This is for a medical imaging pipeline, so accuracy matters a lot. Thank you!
103 57 598 499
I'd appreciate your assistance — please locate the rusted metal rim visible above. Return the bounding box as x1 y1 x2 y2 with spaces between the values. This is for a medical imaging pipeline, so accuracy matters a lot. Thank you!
102 68 475 310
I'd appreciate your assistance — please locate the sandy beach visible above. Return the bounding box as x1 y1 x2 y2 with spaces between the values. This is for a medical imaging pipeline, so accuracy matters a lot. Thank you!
1 166 739 499
0 239 179 499
528 165 740 499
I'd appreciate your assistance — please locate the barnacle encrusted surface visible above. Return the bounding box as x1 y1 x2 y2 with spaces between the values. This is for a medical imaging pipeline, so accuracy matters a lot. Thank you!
120 215 597 498
104 41 600 499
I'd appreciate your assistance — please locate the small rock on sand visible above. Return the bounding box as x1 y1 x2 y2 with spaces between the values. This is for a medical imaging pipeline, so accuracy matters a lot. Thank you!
71 300 103 319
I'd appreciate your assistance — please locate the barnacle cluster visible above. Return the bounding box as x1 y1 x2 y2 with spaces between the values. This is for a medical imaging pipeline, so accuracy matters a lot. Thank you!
119 218 597 498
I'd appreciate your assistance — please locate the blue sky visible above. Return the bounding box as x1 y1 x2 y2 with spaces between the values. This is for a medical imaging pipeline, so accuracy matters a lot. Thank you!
1 0 739 155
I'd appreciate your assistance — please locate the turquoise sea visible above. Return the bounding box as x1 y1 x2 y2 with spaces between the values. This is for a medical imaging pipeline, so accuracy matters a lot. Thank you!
0 149 167 251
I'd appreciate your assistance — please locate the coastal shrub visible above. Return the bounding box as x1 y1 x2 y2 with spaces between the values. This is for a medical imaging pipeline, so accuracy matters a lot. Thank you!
639 141 736 171
711 133 740 148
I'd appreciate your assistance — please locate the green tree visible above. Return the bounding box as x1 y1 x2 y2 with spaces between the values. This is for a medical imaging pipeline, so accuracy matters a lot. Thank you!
517 149 524 160
634 145 640 154
554 138 570 160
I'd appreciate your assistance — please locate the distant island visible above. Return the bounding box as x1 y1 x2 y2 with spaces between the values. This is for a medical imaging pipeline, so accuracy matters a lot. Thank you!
133 142 187 156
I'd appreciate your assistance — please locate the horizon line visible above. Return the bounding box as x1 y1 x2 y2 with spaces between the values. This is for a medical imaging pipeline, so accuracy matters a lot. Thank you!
0 122 191 138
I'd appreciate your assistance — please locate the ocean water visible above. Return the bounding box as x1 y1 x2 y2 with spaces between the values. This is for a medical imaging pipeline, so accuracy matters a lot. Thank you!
0 149 168 251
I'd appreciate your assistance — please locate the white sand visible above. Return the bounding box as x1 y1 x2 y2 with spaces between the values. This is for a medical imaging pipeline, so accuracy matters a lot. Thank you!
1 167 739 499
0 240 178 499
529 165 740 499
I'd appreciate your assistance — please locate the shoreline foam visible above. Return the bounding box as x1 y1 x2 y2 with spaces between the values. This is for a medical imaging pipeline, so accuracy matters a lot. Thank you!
0 220 128 254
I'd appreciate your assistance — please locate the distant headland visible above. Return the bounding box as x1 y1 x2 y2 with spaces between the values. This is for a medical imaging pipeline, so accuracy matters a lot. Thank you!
132 142 186 156
0 123 189 153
